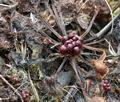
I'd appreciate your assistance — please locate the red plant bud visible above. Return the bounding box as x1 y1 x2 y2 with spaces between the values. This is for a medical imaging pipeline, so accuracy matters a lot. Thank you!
60 36 68 43
72 36 78 41
75 40 82 47
106 83 110 87
68 39 73 43
104 80 109 84
72 41 76 47
65 39 73 45
68 33 74 39
73 46 80 55
67 43 73 50
21 90 29 98
59 45 67 54
107 87 111 90
103 83 106 87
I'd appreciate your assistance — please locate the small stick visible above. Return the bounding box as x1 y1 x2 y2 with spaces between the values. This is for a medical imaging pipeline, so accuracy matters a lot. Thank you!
45 2 55 19
50 43 61 49
104 0 114 35
83 44 103 52
57 5 67 35
45 2 56 27
84 39 104 46
78 0 89 13
0 2 18 12
71 59 88 101
9 81 29 99
0 74 24 102
71 58 82 86
55 57 67 76
28 70 40 102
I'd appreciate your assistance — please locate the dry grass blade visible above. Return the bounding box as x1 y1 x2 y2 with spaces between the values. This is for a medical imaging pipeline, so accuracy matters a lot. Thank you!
55 57 67 76
83 45 103 52
52 3 67 35
28 69 41 102
71 58 82 86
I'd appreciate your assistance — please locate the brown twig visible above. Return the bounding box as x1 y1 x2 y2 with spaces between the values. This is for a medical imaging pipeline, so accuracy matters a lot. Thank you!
58 6 67 35
28 70 40 102
71 58 82 86
55 57 67 76
70 59 88 101
0 74 24 102
83 44 103 52
84 39 104 46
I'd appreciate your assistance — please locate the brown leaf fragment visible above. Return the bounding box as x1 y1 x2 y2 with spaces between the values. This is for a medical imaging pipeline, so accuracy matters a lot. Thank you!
91 96 106 102
91 51 109 79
